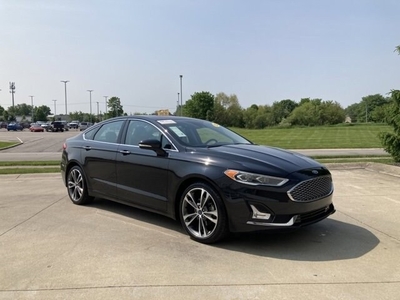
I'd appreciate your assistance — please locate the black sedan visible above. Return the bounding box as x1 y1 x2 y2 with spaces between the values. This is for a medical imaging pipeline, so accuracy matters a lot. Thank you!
61 116 334 243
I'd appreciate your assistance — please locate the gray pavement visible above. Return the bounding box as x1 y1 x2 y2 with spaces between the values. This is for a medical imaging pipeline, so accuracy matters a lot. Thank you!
0 164 399 299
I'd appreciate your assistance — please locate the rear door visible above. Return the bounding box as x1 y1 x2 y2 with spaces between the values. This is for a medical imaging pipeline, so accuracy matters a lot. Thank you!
81 120 125 199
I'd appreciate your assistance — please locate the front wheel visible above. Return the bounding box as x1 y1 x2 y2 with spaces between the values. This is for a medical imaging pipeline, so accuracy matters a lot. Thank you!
179 183 228 244
67 166 93 205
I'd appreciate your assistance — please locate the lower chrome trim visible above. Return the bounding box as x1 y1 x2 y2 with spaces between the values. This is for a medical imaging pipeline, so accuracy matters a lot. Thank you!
246 216 298 227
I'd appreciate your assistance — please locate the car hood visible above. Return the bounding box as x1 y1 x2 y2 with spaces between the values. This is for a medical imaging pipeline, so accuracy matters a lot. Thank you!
192 144 325 177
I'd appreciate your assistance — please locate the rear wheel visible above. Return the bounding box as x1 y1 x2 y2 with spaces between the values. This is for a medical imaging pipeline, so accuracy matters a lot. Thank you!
179 183 228 244
67 166 93 205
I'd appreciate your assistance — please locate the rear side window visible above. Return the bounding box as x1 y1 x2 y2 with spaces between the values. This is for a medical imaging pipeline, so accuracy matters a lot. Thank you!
93 121 124 143
83 127 98 140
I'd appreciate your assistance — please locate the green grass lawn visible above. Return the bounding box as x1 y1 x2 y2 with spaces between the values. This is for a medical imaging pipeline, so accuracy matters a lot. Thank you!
0 141 18 148
231 123 391 149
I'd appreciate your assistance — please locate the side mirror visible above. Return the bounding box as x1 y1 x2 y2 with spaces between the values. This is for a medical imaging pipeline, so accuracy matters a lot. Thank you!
139 139 167 156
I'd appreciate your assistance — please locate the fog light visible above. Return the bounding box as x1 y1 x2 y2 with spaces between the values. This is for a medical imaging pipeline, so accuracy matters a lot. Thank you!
250 205 271 220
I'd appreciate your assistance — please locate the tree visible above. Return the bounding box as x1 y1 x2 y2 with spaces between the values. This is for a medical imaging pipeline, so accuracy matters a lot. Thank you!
3 110 9 122
288 99 345 126
242 105 259 129
12 103 32 116
379 90 400 162
271 99 298 125
242 104 273 129
379 45 400 162
34 105 51 122
0 105 4 120
345 103 360 123
318 101 346 125
184 91 214 120
107 97 124 118
359 94 389 123
213 92 243 127
288 101 319 126
371 103 392 123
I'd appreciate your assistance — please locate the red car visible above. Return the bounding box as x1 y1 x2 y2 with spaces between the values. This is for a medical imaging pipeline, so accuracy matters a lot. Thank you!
29 124 44 132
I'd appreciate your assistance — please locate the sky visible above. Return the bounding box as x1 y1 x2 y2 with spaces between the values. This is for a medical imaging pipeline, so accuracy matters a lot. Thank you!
0 0 399 115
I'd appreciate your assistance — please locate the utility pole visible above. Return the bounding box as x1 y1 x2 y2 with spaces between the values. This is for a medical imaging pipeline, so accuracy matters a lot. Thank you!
177 92 180 115
87 90 93 123
96 101 99 121
52 99 57 116
9 82 15 108
61 80 69 115
179 75 183 116
29 95 34 122
103 96 108 114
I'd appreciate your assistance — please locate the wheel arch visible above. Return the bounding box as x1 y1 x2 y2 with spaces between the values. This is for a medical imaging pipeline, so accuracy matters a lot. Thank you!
173 175 228 228
64 160 91 192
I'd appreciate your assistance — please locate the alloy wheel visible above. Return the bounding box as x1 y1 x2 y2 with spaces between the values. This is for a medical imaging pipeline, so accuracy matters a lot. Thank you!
181 187 219 239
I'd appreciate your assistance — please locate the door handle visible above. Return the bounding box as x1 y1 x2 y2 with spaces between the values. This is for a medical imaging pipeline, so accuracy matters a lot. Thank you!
82 146 91 151
119 150 131 155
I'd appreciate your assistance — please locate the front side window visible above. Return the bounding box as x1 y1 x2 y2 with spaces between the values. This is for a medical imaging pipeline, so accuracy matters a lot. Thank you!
158 119 251 147
93 120 124 143
124 120 162 146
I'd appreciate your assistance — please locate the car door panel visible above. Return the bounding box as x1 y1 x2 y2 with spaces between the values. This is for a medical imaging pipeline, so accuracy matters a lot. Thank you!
116 145 169 212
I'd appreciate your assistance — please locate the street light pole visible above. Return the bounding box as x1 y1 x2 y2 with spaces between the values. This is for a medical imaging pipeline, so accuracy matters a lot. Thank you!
61 80 69 115
29 95 34 122
179 75 183 116
87 90 93 123
177 92 180 115
96 101 99 121
103 96 108 114
9 82 15 108
52 99 57 117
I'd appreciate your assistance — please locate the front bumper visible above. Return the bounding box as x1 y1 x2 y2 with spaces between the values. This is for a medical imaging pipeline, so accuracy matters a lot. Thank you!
246 203 335 227
220 177 335 233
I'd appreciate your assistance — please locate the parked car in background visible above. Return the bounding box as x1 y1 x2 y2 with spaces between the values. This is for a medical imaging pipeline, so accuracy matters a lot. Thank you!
61 116 335 244
60 121 69 131
68 121 80 129
29 124 44 132
47 121 65 132
0 122 8 129
41 122 52 131
20 122 31 129
7 122 23 131
79 122 92 131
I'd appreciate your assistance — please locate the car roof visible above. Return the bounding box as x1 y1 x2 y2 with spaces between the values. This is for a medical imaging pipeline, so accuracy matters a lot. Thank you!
108 115 200 122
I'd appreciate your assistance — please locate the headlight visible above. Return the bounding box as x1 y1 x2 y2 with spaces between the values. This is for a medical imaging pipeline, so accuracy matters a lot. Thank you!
224 170 288 186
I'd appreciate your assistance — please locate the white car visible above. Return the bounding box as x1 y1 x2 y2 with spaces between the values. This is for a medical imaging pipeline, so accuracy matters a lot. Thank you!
79 122 92 131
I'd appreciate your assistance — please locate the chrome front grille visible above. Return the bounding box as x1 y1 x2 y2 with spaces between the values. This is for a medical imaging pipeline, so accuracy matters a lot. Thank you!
288 176 333 202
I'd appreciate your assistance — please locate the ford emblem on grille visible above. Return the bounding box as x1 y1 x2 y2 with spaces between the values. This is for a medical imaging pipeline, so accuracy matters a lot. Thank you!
312 170 319 175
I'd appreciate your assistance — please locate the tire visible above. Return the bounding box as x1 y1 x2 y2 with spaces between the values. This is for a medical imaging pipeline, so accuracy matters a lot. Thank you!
67 166 93 205
179 183 228 244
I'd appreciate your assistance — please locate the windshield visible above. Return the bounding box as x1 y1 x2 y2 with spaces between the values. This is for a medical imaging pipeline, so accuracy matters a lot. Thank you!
157 118 252 147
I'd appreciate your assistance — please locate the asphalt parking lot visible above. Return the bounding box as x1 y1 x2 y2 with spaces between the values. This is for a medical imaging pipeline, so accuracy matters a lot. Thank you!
0 164 399 299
